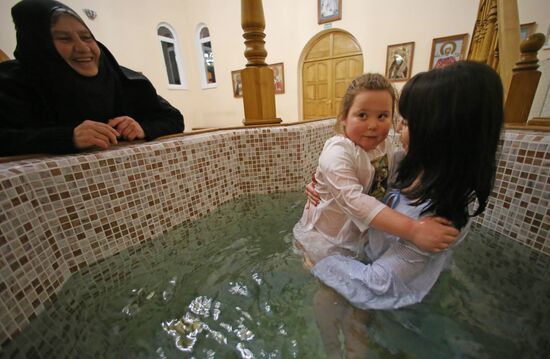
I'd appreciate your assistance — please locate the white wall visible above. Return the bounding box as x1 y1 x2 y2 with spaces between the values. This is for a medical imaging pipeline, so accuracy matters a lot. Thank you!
1 0 549 129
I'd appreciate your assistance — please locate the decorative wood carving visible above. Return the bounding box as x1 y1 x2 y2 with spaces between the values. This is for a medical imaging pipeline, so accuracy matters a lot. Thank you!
469 0 548 127
504 33 546 124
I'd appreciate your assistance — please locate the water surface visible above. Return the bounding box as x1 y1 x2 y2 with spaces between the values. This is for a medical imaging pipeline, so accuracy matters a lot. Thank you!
2 193 549 358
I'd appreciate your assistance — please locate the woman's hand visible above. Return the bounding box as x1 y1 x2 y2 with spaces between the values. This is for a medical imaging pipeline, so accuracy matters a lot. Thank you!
108 116 145 141
73 119 119 150
411 216 459 252
305 175 321 209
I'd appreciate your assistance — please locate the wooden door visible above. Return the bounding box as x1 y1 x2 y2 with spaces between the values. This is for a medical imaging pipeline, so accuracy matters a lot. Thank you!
302 30 363 120
303 60 331 120
333 55 363 118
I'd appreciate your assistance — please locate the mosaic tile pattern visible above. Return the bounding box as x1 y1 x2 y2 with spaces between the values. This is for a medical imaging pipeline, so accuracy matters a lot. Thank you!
475 130 550 253
0 120 548 346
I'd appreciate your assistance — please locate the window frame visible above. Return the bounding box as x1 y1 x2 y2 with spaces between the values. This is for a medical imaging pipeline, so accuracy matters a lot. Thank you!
195 23 218 89
157 22 187 90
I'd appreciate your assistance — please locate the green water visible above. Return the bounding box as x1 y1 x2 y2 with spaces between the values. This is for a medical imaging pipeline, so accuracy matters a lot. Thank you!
2 193 549 359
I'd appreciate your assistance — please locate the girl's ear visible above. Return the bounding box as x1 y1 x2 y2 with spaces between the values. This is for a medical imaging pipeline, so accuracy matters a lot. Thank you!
340 115 347 130
340 112 348 123
335 114 346 133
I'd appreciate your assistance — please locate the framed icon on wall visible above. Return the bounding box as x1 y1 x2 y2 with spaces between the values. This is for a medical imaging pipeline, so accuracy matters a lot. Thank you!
231 70 243 98
385 42 415 82
318 0 342 24
429 33 469 70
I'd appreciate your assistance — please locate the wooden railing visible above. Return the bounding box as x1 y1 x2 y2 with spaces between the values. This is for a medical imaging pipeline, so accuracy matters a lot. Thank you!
504 33 546 126
240 0 281 126
468 0 548 129
0 48 10 63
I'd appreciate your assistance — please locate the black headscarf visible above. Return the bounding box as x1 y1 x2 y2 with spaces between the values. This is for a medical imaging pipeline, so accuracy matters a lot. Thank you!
12 0 119 126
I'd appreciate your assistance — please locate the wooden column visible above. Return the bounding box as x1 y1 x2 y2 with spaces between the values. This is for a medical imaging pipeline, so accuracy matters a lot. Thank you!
0 48 10 63
467 0 499 70
504 33 546 124
241 0 281 125
497 0 520 97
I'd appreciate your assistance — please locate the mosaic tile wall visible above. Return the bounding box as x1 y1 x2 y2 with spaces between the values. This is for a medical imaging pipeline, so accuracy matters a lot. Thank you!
0 122 334 346
475 130 550 254
0 120 548 347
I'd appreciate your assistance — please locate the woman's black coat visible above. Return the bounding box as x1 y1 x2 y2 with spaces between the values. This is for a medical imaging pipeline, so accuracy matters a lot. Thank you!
0 0 184 156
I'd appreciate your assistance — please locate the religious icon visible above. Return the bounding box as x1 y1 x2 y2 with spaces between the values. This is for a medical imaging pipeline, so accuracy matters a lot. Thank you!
385 42 415 82
231 70 242 98
429 34 469 70
318 0 342 24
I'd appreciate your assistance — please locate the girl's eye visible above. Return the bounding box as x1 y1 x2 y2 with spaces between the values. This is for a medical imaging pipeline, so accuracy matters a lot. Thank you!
54 36 71 42
81 34 94 41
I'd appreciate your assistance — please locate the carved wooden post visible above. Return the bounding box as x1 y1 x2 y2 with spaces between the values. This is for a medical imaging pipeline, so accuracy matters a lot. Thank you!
241 0 281 125
468 0 499 69
497 0 521 97
504 33 546 124
0 48 9 63
479 2 498 63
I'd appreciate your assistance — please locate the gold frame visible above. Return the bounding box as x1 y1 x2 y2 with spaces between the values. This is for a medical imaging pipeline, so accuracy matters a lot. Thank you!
231 63 285 98
385 42 415 82
269 62 285 94
429 33 469 70
231 70 243 98
318 0 342 24
520 22 537 41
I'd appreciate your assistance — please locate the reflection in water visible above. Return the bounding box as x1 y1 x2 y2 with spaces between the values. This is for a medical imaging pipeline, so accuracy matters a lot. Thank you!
313 285 370 359
2 193 549 359
160 271 290 357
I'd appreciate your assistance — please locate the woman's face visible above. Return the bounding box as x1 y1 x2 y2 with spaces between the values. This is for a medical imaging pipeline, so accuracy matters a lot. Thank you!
51 14 100 76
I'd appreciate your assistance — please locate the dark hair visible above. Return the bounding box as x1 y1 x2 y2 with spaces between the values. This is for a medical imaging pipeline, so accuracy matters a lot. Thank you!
334 73 398 133
396 61 504 228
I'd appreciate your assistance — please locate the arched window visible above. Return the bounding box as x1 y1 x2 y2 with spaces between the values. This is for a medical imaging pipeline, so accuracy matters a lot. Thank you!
196 24 217 88
157 23 187 89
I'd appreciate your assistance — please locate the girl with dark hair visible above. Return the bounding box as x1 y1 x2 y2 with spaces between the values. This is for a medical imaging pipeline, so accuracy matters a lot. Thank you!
311 61 504 310
293 73 459 266
0 0 184 156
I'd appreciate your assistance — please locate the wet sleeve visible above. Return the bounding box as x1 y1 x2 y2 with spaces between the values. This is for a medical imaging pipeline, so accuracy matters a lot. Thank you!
312 255 397 310
313 241 444 310
319 141 386 231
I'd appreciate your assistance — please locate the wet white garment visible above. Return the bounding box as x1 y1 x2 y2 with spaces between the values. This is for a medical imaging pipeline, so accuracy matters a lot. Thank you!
293 135 399 263
311 193 470 310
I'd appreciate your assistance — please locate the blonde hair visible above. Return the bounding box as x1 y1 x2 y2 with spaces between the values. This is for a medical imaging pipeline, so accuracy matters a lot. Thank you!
334 73 398 133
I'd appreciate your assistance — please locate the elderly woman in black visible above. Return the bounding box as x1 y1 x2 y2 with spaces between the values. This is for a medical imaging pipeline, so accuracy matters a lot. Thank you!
0 0 185 156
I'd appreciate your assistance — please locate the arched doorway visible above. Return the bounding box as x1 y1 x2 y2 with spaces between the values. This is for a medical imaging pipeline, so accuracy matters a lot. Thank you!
300 29 363 120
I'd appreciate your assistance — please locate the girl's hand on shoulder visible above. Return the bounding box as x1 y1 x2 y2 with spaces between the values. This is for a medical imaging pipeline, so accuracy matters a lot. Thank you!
411 216 459 253
108 116 145 141
73 120 119 150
